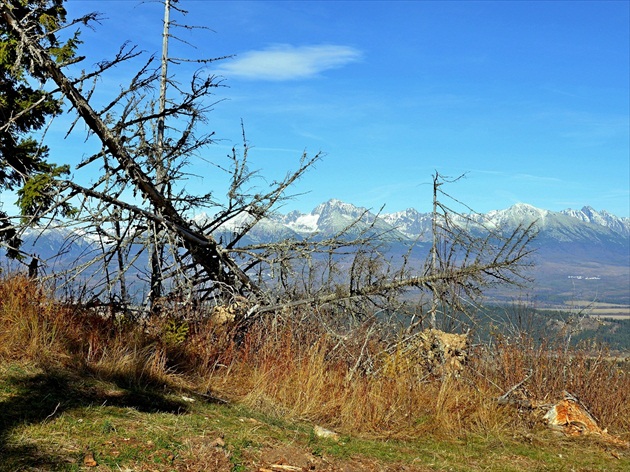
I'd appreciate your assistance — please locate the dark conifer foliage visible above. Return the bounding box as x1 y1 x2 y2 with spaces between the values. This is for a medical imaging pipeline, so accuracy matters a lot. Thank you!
0 0 76 256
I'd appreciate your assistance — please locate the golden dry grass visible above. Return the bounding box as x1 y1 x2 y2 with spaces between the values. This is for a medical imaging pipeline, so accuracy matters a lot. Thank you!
1 273 628 443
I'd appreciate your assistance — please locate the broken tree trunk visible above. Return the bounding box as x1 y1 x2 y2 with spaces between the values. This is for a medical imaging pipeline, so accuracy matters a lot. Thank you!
543 391 629 447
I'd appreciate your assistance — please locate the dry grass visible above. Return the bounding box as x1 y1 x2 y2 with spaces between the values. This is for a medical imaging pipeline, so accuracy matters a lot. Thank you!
0 274 188 390
1 273 629 445
0 274 64 362
471 334 630 434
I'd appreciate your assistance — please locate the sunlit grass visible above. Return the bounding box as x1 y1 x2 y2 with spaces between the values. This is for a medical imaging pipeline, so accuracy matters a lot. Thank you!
0 274 629 470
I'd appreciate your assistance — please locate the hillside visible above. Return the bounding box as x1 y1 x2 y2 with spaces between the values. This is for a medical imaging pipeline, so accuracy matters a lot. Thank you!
1 275 629 471
2 362 628 472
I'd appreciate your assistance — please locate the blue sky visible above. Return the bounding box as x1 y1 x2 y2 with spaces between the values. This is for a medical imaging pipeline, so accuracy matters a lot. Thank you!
33 1 630 216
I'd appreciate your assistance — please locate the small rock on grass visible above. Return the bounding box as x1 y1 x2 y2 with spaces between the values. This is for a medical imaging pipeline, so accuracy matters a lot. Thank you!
313 425 340 441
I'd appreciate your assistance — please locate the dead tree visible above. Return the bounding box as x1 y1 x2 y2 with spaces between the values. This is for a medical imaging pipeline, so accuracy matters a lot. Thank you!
1 2 536 326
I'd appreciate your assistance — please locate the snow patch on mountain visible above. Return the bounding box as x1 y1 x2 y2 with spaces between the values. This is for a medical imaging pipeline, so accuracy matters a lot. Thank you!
561 206 630 237
484 203 552 227
280 210 320 234
381 208 432 239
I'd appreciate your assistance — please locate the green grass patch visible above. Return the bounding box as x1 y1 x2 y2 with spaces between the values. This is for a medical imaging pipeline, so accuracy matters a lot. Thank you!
1 362 627 471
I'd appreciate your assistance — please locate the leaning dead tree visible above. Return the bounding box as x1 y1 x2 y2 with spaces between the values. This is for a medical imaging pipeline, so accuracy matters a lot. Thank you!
1 0 320 307
1 1 535 324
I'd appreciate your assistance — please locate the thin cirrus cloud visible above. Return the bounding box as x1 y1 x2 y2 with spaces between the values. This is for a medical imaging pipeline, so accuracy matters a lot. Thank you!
215 44 362 81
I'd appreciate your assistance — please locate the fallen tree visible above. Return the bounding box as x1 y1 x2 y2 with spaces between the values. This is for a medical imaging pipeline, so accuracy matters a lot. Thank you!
1 1 535 331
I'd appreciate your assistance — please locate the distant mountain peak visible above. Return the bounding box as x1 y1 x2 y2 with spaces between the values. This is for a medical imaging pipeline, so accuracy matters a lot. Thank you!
311 199 367 217
511 202 538 210
476 203 550 231
561 206 629 236
505 203 550 216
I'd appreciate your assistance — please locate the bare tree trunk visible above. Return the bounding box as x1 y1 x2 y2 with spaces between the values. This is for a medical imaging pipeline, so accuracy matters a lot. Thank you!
112 207 128 306
429 172 441 329
148 0 172 311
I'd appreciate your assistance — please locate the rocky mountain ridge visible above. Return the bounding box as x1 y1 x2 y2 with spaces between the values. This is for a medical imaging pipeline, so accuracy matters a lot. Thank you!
217 200 629 307
238 199 630 244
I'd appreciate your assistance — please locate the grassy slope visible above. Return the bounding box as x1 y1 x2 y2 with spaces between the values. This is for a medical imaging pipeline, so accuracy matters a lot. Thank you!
1 363 628 472
0 275 628 471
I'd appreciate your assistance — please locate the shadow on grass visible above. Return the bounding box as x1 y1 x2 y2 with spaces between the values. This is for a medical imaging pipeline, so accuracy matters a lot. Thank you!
0 366 197 471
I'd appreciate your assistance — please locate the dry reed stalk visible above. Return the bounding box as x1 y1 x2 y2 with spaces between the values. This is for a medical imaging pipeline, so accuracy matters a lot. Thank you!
0 274 71 363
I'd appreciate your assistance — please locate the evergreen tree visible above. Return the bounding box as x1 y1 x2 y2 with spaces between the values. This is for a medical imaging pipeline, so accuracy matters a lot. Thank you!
0 0 76 256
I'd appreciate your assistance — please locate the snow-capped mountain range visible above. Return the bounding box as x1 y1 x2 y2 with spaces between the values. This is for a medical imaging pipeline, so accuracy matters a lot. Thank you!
208 199 629 306
7 200 630 306
208 199 629 244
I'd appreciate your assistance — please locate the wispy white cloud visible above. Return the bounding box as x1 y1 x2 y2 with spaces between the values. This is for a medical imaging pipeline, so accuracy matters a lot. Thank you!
215 44 362 81
511 173 565 184
468 169 565 184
